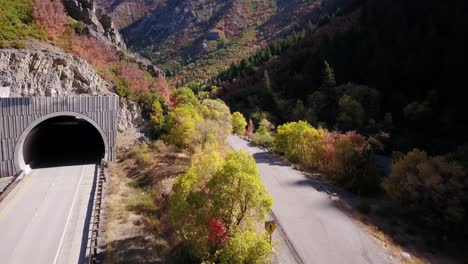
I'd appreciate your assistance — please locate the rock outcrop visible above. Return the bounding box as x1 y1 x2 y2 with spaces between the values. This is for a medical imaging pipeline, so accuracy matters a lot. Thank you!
0 49 112 96
0 49 141 132
62 0 165 78
63 0 127 50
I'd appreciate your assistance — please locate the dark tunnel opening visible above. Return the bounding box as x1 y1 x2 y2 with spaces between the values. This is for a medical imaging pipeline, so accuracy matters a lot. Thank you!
23 116 105 168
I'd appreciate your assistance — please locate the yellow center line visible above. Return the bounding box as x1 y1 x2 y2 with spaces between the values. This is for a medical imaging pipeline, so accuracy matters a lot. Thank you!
0 172 35 221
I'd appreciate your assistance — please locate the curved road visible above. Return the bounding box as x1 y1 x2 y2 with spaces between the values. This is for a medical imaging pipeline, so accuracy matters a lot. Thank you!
227 136 391 264
0 164 96 264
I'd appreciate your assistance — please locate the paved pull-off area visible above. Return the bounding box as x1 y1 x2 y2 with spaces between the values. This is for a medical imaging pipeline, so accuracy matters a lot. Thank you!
227 136 391 264
0 164 96 264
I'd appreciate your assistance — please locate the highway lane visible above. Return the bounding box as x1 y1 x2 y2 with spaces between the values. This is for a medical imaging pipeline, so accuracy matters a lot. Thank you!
0 164 96 264
227 136 392 264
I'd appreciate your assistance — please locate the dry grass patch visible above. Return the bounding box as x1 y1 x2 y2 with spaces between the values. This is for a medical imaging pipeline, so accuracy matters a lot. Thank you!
103 141 190 263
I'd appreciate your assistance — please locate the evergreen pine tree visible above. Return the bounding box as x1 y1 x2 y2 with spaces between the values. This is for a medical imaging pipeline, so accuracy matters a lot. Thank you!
321 61 336 89
264 70 272 93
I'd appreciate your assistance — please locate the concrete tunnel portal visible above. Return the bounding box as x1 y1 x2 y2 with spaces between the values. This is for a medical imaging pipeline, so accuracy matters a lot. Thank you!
21 115 106 169
0 97 119 178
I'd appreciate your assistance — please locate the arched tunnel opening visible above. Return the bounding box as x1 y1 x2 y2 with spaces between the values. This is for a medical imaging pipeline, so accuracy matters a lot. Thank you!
23 116 105 168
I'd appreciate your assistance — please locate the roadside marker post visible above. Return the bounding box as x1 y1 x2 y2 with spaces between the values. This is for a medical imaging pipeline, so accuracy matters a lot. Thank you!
265 220 276 244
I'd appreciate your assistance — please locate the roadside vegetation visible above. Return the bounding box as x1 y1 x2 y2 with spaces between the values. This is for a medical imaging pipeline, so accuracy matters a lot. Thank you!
107 85 274 263
239 107 468 260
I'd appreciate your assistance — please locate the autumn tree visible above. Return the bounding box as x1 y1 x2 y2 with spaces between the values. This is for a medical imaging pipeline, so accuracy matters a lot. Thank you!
232 112 247 135
170 151 273 261
245 119 255 138
208 151 272 230
384 149 466 233
70 36 118 69
34 0 68 41
274 121 325 168
164 104 203 149
330 132 380 195
170 151 224 258
173 87 200 107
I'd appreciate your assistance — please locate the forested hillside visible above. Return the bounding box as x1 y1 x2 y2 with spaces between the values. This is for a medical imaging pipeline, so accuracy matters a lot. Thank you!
98 0 350 84
217 0 468 154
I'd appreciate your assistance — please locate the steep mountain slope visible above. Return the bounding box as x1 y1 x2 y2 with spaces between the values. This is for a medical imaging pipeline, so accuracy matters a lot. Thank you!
98 0 351 84
95 0 163 29
218 0 468 154
0 0 167 131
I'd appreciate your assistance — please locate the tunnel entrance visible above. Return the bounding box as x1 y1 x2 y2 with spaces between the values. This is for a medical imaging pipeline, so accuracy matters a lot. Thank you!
22 116 105 168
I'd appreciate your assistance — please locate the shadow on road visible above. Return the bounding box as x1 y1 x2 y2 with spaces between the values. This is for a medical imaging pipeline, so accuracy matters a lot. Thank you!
79 164 99 264
252 152 290 167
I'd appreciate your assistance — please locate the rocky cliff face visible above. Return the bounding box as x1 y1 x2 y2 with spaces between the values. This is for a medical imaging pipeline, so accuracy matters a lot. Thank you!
63 0 127 50
0 49 141 132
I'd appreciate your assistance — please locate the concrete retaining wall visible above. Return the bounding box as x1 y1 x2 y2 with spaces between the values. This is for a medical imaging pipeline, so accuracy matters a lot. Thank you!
0 96 118 177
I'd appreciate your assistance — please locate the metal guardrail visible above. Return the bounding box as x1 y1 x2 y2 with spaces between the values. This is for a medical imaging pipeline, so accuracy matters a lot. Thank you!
88 160 107 264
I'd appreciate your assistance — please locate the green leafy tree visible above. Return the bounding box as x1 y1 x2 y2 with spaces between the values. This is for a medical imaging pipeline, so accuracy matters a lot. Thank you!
149 100 165 137
308 91 328 121
165 104 203 149
232 112 247 135
337 95 365 131
274 121 325 168
208 151 272 229
251 119 274 149
174 87 200 106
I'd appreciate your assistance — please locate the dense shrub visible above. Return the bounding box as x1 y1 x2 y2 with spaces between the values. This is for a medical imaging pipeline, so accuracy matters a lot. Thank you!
384 149 467 236
115 79 132 98
218 231 272 264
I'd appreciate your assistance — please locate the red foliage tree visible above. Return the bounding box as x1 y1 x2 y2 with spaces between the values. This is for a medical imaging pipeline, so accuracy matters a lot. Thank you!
34 0 68 41
118 63 151 91
207 218 229 249
70 36 118 70
156 76 173 107
245 119 255 138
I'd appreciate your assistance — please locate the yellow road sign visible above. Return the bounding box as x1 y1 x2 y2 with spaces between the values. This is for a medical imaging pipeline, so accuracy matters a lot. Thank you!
265 220 276 234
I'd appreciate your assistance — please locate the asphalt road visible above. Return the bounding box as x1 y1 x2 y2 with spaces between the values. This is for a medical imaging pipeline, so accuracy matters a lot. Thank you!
0 164 96 264
227 136 391 264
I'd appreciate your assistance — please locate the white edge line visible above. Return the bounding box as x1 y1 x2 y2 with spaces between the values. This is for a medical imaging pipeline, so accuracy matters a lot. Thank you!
53 165 87 264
